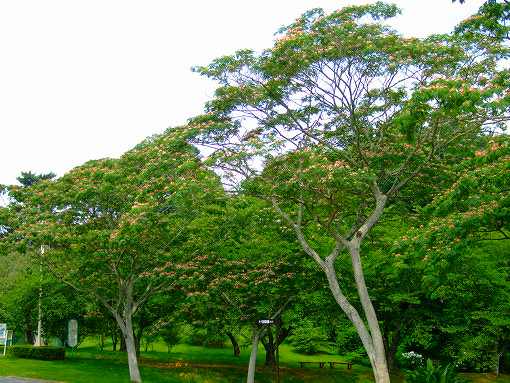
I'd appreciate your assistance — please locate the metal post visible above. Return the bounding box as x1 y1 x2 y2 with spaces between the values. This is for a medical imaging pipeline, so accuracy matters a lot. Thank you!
277 327 281 383
34 245 44 347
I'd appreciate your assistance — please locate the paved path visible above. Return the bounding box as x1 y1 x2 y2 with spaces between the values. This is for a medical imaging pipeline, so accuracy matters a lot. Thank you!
0 378 60 383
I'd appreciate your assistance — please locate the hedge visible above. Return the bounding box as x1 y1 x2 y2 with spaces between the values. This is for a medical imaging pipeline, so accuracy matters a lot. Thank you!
7 345 65 360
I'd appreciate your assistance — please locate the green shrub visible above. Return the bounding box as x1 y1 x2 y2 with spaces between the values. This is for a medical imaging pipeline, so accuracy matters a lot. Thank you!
398 351 425 370
289 320 330 354
160 326 179 353
184 327 207 346
502 351 510 373
7 345 65 360
405 359 465 383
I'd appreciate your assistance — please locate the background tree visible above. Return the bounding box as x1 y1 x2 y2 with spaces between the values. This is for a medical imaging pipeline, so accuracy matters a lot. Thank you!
16 171 56 188
392 137 510 372
179 195 320 368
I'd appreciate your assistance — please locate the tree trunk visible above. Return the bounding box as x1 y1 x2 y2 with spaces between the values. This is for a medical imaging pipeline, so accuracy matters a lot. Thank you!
383 326 401 373
112 331 118 352
124 327 142 382
247 329 260 383
383 334 393 373
99 334 105 351
25 329 34 345
135 331 142 356
262 328 276 367
120 335 127 352
226 331 240 357
110 286 142 383
281 189 390 383
121 313 142 383
347 243 390 383
324 261 390 383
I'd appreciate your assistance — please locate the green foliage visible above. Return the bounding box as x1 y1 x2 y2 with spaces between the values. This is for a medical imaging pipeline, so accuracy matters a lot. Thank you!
191 3 510 380
1 3 510 382
289 320 330 354
335 322 367 364
386 138 510 370
7 345 65 360
455 0 510 42
16 171 56 188
406 359 466 383
160 326 179 353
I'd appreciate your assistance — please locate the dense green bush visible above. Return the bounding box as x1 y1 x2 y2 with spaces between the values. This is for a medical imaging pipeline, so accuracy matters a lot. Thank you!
181 325 226 348
406 359 465 383
336 323 367 364
160 326 179 353
289 320 330 354
398 351 425 370
7 345 65 360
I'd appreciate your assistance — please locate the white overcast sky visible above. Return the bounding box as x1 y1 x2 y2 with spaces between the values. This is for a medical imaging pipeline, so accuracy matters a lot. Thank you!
0 0 484 185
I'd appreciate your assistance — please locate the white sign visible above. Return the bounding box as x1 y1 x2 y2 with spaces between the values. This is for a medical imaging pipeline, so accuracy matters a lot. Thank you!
68 319 78 348
0 324 7 356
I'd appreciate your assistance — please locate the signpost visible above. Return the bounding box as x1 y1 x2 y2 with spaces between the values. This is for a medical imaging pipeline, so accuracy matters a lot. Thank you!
68 319 78 348
257 319 280 383
34 245 47 347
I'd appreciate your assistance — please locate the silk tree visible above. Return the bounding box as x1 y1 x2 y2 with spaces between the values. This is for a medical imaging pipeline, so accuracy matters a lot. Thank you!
4 130 223 383
176 195 315 361
189 3 510 381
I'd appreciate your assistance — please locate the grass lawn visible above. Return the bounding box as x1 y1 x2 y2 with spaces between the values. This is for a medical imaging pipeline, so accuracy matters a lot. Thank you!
0 340 508 383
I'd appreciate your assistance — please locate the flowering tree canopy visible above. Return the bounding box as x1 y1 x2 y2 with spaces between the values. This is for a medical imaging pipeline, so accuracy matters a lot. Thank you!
2 130 223 383
188 3 510 382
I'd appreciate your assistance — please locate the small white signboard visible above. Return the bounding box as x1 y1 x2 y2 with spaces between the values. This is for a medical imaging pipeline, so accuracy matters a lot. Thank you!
0 323 7 356
68 319 78 348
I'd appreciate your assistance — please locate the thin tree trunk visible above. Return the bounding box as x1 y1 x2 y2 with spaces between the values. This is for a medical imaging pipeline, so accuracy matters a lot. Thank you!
135 329 143 356
99 334 105 351
112 331 118 352
25 329 34 345
347 244 390 383
110 285 143 383
262 328 276 367
386 329 401 373
123 313 142 383
247 328 260 383
497 351 503 377
274 190 391 383
226 331 240 357
120 335 127 352
324 262 390 383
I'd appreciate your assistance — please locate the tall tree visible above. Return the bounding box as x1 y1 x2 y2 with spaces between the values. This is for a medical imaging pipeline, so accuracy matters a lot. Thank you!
189 3 509 381
4 130 223 383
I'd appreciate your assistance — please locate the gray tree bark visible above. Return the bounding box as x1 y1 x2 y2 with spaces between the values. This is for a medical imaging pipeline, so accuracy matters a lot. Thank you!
111 282 143 383
273 188 391 383
247 329 260 383
124 317 142 383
